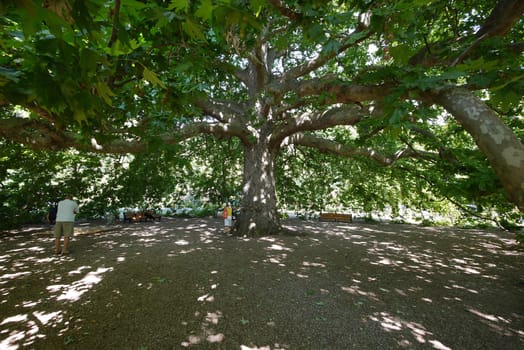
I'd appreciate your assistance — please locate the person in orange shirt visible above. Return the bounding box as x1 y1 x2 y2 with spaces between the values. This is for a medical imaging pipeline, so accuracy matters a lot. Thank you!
222 202 233 234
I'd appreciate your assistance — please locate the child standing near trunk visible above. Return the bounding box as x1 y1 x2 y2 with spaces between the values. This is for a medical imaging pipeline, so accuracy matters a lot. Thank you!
222 202 232 234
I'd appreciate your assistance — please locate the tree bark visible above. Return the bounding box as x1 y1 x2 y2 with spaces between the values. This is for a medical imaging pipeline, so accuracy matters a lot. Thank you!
431 86 524 211
237 141 282 235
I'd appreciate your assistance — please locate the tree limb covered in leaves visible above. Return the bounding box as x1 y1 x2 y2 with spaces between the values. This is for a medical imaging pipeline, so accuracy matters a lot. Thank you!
287 133 438 166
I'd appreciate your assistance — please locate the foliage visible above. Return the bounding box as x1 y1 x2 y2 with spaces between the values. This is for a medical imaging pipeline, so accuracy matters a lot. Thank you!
182 136 243 206
0 142 108 228
0 1 522 233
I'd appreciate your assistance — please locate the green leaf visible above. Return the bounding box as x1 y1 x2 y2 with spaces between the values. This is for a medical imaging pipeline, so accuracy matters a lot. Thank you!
96 82 115 106
64 335 75 345
323 39 341 54
16 1 43 37
0 67 22 85
490 87 522 113
457 57 500 72
74 109 88 124
195 0 214 22
182 18 206 41
143 67 166 89
439 70 464 81
250 0 265 16
175 62 193 73
106 40 134 56
490 73 524 92
156 277 171 283
168 0 190 12
345 30 368 45
389 108 404 125
306 23 326 42
121 0 148 9
79 49 100 74
389 44 415 65
412 0 435 5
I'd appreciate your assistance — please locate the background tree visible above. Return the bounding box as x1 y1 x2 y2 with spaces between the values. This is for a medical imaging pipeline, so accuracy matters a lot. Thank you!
0 0 522 234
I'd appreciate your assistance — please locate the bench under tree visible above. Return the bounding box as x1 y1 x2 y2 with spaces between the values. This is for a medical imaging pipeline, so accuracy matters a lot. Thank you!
319 212 353 223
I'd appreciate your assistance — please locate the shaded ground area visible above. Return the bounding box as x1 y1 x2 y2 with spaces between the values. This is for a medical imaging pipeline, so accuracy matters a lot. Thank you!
1 218 523 349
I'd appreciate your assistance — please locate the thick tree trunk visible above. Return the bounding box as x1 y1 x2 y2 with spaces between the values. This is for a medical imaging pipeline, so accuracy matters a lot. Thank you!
237 142 282 235
432 87 524 211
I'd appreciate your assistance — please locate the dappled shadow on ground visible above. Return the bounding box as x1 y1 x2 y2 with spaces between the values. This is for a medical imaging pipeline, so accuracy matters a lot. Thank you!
1 218 523 349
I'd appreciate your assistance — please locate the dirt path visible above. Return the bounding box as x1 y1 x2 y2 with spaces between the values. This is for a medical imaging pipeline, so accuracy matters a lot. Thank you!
1 218 523 349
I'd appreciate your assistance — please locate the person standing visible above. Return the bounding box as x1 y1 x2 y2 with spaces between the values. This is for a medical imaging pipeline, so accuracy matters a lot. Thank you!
54 195 79 255
222 202 233 234
46 201 58 225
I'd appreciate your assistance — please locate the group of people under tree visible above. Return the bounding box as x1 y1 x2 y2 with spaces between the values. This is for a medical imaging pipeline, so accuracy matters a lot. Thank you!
45 195 241 254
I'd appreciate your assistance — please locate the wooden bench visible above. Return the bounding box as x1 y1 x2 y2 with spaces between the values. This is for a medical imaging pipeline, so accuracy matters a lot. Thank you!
319 212 353 223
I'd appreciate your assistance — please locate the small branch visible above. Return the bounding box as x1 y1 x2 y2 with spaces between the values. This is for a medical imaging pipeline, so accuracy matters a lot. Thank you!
162 121 252 146
193 98 246 124
108 0 121 48
476 0 524 38
450 33 488 67
283 27 373 82
267 0 303 22
410 0 524 67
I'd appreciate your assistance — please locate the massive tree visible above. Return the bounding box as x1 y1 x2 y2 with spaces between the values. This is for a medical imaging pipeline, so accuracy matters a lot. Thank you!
0 0 523 235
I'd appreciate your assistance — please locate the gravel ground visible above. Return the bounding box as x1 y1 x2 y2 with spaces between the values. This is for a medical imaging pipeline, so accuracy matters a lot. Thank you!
0 217 523 350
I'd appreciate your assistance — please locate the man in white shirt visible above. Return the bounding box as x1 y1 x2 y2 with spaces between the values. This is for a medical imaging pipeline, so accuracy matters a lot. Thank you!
54 195 79 255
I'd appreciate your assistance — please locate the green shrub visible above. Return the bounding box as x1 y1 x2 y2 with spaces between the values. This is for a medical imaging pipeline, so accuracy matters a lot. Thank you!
420 219 433 227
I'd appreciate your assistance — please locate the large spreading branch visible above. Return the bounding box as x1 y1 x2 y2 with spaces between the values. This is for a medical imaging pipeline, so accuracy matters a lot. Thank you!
430 85 524 211
271 105 365 147
193 98 247 124
0 116 250 153
166 121 250 145
287 133 438 166
294 79 392 104
0 118 144 153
